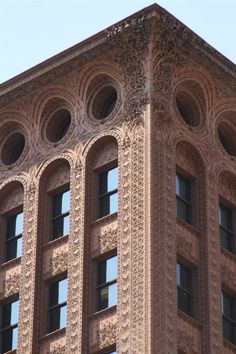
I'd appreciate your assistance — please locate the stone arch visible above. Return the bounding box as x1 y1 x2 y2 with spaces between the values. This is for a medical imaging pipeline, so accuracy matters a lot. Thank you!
218 170 236 207
32 87 76 125
215 102 236 158
175 139 206 178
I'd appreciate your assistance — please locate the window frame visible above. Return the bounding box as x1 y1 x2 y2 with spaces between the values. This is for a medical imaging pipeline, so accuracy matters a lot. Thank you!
176 260 194 317
176 172 193 225
46 275 68 334
96 162 118 219
0 296 19 353
219 201 235 253
4 208 23 263
221 290 236 345
50 186 70 241
95 252 118 312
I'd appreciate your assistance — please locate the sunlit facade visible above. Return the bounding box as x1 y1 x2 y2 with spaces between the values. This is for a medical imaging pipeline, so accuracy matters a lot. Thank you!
0 4 235 353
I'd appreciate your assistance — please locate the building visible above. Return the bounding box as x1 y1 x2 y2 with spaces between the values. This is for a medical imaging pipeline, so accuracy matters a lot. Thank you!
0 3 236 354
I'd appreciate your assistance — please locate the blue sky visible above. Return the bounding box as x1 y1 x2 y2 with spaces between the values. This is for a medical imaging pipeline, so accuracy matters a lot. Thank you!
0 0 235 84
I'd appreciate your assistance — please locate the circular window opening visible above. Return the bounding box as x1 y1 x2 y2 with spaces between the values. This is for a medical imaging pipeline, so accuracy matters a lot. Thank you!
218 122 236 157
92 86 117 120
46 109 71 143
176 91 201 127
1 132 25 165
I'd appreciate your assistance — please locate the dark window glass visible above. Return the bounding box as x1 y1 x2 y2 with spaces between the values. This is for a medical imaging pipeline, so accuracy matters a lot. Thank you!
97 255 117 311
222 291 236 344
176 262 193 316
48 278 67 333
51 190 70 240
176 174 192 224
0 298 19 353
98 166 118 218
219 204 234 252
5 212 23 261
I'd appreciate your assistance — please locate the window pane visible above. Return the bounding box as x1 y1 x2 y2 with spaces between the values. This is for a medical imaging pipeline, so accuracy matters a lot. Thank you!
2 328 15 353
98 286 109 309
15 212 23 235
6 238 17 261
108 283 117 307
52 215 69 239
177 199 192 223
98 256 117 285
48 304 67 332
49 307 60 332
110 193 118 214
11 300 19 325
49 282 59 307
176 174 191 202
59 304 67 328
98 283 117 310
220 228 233 251
177 288 192 315
106 256 118 282
16 237 22 258
12 327 18 350
107 167 118 191
219 204 232 230
2 300 19 328
223 317 235 343
63 215 70 236
58 278 67 304
100 196 109 217
61 190 70 213
53 193 62 217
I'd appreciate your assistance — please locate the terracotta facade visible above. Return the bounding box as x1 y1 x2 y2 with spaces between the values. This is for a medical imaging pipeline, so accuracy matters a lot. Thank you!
0 4 236 354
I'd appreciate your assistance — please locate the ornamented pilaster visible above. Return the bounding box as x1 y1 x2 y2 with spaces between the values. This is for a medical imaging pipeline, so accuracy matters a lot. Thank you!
152 119 177 353
204 171 223 353
18 177 38 353
67 152 85 353
118 120 148 353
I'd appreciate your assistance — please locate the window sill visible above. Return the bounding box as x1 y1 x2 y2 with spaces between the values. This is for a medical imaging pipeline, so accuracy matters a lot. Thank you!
40 327 66 342
0 256 21 270
91 212 118 227
89 305 116 320
4 350 16 354
176 217 200 237
43 234 69 250
178 309 201 329
223 339 236 352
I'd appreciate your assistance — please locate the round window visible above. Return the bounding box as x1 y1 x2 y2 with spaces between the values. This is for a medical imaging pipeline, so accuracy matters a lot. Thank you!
1 132 25 166
92 86 117 120
218 122 236 157
46 109 71 143
175 91 201 127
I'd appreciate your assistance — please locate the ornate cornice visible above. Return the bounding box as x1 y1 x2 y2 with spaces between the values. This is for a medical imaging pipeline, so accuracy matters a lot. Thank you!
0 4 235 110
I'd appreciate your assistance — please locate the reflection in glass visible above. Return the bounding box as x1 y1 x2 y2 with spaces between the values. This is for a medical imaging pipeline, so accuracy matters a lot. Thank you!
51 190 70 239
1 299 19 353
48 278 67 333
99 166 118 218
6 211 23 261
97 255 117 311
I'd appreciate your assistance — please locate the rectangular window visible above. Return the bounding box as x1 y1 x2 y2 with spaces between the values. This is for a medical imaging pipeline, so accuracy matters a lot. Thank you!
219 203 234 252
0 298 19 353
97 255 117 311
176 262 193 316
51 189 70 240
47 277 67 333
222 291 236 344
5 211 23 261
98 166 118 218
176 174 192 224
